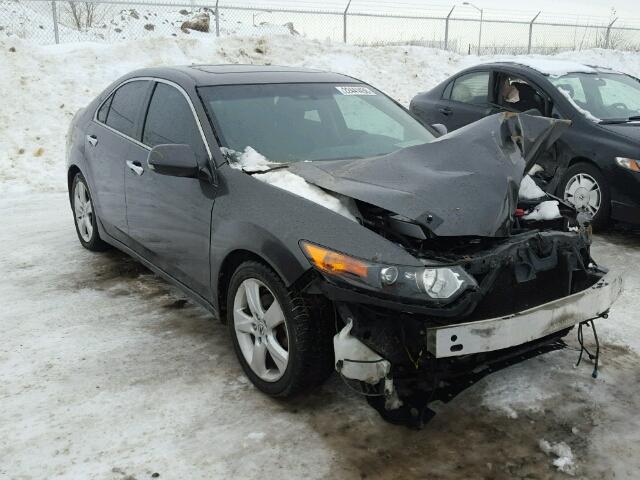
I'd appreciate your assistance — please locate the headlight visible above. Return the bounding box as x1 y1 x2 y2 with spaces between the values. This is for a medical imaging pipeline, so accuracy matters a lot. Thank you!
300 241 477 302
615 157 640 172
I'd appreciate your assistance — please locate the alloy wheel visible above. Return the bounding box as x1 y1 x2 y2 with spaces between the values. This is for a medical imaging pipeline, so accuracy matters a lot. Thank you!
233 278 289 382
74 180 94 242
564 172 601 217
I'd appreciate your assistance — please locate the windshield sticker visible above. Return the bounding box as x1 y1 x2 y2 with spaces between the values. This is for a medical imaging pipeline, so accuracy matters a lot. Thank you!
335 86 376 96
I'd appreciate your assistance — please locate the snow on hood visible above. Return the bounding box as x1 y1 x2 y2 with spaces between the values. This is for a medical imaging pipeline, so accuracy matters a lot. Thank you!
290 113 570 237
557 87 601 123
229 147 359 222
518 175 546 200
523 200 562 221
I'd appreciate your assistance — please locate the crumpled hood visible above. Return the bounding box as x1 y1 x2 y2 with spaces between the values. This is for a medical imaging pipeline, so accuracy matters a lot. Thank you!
289 113 570 237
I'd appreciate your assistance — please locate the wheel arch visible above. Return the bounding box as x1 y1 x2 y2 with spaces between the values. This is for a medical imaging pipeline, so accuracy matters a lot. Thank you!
567 156 600 170
215 248 308 322
67 164 82 198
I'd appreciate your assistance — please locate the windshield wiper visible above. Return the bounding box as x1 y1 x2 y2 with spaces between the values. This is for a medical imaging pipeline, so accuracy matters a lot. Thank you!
600 115 640 125
243 164 289 174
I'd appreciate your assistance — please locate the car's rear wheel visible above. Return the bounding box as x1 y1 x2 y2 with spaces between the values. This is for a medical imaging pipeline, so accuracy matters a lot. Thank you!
559 162 610 230
71 172 109 251
227 261 334 397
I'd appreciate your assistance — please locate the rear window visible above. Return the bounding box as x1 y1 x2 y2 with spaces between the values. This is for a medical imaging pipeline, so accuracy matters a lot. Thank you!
450 72 490 105
99 80 150 139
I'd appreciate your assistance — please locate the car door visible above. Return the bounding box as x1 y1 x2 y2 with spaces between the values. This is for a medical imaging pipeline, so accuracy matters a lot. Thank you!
437 70 492 131
86 80 151 239
125 81 215 299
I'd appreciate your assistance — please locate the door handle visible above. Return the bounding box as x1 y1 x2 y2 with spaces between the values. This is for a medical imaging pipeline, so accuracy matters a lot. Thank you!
87 134 98 146
126 160 144 176
439 107 453 116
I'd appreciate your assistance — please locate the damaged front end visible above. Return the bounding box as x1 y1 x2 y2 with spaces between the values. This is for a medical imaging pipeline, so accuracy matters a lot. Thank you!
294 113 623 428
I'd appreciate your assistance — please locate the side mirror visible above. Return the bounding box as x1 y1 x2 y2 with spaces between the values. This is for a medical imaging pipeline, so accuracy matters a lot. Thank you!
431 123 448 137
148 144 200 178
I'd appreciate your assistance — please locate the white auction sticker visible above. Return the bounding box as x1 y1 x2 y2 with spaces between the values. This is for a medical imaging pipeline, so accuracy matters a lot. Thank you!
335 86 376 96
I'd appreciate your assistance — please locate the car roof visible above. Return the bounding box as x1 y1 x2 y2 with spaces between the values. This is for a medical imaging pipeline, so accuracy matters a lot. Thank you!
469 60 621 77
126 64 361 87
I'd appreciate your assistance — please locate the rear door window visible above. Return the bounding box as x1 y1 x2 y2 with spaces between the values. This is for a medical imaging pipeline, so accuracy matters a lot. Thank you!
450 72 490 105
102 80 150 139
96 95 112 123
142 83 205 158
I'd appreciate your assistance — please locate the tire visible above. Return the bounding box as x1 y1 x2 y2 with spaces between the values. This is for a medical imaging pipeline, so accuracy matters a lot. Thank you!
71 172 110 251
226 260 334 397
558 162 611 230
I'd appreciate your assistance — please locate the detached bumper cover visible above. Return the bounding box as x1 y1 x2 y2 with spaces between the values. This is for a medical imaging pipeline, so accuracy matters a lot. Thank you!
427 271 623 358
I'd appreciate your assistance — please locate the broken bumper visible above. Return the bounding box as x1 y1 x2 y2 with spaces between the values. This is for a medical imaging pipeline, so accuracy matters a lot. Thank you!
426 271 623 358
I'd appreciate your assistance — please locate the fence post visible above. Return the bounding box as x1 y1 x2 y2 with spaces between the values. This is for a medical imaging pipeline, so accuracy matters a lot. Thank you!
215 0 220 37
444 6 455 51
51 1 59 44
527 11 540 54
605 17 617 49
343 0 351 43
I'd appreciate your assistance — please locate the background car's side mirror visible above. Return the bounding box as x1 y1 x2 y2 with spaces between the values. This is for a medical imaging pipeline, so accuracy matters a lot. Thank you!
148 144 200 178
431 123 448 137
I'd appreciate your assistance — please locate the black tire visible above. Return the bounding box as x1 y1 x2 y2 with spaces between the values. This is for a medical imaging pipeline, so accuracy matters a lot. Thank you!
226 260 334 398
71 172 110 251
558 162 611 230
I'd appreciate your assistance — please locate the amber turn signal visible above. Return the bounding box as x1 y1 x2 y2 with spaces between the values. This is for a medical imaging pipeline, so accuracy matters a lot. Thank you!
615 157 640 172
301 242 369 279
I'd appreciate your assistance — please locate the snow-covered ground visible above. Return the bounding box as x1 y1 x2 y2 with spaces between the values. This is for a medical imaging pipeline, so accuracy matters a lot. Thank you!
2 31 640 479
2 193 640 479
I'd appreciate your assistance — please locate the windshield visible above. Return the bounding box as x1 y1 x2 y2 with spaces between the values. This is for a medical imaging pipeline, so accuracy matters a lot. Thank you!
199 83 435 163
550 72 640 122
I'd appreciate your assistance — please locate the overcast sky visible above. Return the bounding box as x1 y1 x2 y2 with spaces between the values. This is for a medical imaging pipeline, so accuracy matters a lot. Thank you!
461 0 638 18
255 0 640 24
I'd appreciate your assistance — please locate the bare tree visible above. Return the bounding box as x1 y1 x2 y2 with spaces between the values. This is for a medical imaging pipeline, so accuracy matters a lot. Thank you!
65 1 103 30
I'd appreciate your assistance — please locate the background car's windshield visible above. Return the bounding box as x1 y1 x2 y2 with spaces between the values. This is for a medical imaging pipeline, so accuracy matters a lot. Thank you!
550 72 640 121
199 83 435 163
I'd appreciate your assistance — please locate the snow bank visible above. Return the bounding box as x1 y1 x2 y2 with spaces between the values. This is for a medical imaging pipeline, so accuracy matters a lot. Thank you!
230 147 358 221
2 32 640 194
519 175 546 200
539 439 576 475
0 1 292 43
523 200 562 221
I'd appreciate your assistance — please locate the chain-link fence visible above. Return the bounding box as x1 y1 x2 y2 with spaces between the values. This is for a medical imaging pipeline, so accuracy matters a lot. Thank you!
2 0 640 54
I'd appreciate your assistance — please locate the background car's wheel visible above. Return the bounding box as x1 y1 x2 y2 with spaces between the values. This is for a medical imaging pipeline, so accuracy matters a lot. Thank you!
227 260 334 397
559 162 610 230
71 172 109 251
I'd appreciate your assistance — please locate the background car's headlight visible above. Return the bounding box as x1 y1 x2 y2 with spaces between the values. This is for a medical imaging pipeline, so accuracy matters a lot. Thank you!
615 157 640 172
300 241 477 303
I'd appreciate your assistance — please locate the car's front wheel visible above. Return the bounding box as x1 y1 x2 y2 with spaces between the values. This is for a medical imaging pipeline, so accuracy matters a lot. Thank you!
227 261 334 397
71 172 109 251
559 162 610 230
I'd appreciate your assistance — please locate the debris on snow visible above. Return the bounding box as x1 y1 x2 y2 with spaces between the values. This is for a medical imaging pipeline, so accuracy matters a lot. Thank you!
181 13 210 33
230 147 359 222
539 439 576 475
519 175 546 200
523 200 561 221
